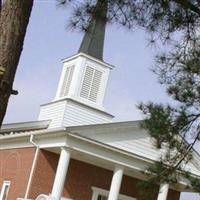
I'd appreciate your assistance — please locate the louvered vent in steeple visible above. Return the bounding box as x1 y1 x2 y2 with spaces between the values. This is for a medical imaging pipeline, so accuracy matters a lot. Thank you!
80 66 102 102
60 65 75 97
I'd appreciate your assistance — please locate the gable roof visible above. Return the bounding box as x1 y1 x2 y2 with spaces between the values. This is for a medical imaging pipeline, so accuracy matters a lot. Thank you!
66 120 200 177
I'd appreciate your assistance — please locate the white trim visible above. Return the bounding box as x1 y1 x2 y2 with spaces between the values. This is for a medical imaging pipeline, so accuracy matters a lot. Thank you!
24 135 40 198
24 147 39 198
91 187 136 200
61 53 114 69
0 181 11 200
1 120 50 134
0 127 66 140
40 98 113 117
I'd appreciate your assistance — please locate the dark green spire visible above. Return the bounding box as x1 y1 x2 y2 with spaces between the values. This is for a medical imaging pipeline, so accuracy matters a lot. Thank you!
78 0 107 61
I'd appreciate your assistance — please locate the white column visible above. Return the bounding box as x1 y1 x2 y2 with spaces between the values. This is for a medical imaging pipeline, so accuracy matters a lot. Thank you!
157 183 169 200
51 148 71 200
108 166 124 200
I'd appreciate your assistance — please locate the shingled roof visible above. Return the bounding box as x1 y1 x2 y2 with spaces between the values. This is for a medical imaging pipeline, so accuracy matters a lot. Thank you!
78 0 107 60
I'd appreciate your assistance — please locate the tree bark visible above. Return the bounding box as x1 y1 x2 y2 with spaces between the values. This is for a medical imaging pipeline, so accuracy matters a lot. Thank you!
0 0 33 127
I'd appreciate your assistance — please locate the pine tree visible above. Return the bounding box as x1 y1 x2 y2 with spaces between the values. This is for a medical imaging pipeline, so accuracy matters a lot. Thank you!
62 0 200 192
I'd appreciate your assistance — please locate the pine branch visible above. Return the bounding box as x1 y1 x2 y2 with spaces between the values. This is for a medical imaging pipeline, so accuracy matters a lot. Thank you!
173 130 200 170
173 0 200 16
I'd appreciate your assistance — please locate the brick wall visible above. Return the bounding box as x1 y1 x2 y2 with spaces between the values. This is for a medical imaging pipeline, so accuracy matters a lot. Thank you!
28 149 58 198
0 148 36 200
29 150 180 200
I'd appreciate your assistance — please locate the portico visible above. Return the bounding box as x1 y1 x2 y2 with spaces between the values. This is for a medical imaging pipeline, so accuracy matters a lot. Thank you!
49 146 126 200
49 146 171 200
26 123 194 200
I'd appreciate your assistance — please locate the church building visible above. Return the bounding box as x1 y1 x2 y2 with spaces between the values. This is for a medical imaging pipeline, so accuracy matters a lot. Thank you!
0 2 200 200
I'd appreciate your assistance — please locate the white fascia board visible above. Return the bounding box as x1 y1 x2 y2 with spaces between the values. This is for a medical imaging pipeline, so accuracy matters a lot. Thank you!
0 127 66 140
61 53 114 70
0 134 33 150
1 142 33 150
0 120 50 133
0 128 67 150
33 134 68 149
66 120 142 132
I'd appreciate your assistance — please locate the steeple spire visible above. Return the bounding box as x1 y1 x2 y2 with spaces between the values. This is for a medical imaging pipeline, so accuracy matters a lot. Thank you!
78 0 107 61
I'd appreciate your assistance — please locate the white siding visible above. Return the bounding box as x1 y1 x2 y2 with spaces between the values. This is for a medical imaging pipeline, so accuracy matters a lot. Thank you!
38 101 66 128
63 101 112 127
77 128 162 160
182 161 200 176
38 99 113 129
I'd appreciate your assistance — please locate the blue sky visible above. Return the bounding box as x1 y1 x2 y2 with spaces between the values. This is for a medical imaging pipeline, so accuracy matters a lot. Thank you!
3 1 200 199
4 0 170 123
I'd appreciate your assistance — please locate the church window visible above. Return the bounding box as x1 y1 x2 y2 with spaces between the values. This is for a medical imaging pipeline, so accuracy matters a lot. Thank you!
91 187 136 200
97 195 108 200
80 66 102 102
0 181 11 200
60 65 75 97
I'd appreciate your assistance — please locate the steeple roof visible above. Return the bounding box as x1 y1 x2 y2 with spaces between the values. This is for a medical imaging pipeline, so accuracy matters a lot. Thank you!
78 0 107 61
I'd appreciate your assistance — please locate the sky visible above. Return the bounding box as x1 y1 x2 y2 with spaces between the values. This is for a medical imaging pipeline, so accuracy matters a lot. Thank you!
3 1 200 199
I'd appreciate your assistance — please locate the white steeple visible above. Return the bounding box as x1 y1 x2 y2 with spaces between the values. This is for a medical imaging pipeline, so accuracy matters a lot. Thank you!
38 0 114 128
54 53 113 110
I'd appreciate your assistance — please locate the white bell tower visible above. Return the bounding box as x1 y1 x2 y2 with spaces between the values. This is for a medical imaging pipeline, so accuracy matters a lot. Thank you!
38 2 114 128
54 53 113 111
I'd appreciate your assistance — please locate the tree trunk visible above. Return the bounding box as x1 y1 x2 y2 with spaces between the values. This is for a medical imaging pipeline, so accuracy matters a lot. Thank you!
0 0 33 127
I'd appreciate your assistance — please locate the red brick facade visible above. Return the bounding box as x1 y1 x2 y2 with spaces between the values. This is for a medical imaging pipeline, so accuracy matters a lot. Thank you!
0 148 36 200
28 149 58 198
0 148 180 200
